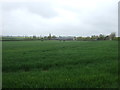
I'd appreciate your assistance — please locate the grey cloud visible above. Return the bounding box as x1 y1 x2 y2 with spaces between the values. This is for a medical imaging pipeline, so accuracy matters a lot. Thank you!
1 0 119 36
2 2 58 18
26 3 58 18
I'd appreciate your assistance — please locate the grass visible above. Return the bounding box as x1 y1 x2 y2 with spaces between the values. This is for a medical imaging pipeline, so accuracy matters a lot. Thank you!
2 40 118 88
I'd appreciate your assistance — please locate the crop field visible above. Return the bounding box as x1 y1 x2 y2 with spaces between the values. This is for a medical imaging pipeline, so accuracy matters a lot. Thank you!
2 40 118 88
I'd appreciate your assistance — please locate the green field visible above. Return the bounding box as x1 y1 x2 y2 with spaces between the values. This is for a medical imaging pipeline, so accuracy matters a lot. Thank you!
2 40 118 88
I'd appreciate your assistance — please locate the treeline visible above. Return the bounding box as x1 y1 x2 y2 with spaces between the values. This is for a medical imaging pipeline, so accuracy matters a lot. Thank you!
1 32 119 41
2 34 57 41
76 32 118 41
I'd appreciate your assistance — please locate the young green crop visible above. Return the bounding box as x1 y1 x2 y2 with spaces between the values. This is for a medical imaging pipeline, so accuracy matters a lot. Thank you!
2 40 118 88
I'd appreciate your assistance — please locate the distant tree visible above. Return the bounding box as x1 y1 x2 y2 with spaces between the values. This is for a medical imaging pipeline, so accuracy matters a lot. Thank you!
48 33 52 40
76 36 83 41
44 36 48 40
40 37 44 41
91 35 98 40
98 34 105 40
33 35 36 39
104 36 110 40
109 32 116 40
51 35 57 39
84 36 91 41
73 37 77 40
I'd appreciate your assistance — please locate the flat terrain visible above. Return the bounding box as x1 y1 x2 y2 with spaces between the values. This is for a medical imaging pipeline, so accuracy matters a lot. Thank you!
2 40 118 88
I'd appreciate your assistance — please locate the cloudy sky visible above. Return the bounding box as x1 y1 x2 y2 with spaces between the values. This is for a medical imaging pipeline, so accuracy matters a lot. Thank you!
1 0 119 36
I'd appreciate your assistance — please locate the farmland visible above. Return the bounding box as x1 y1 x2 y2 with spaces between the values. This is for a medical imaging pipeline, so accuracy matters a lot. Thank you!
2 40 118 88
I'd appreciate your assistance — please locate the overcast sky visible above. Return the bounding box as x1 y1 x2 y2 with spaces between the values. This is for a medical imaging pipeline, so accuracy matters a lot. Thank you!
1 0 119 36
